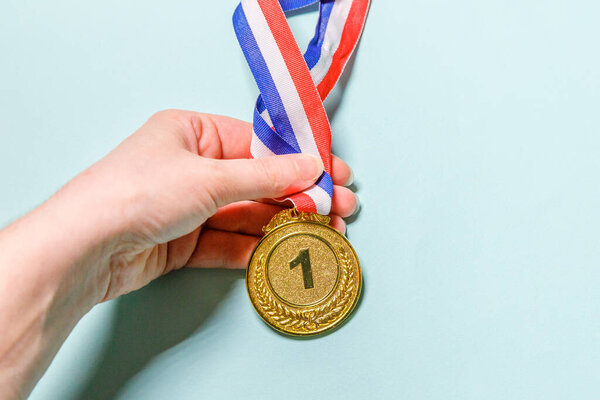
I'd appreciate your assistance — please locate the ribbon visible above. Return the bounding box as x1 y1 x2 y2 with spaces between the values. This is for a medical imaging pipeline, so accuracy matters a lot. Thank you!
233 0 370 215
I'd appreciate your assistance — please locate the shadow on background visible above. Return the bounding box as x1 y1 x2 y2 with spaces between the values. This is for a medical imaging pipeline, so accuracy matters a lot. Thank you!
74 268 244 400
328 52 363 227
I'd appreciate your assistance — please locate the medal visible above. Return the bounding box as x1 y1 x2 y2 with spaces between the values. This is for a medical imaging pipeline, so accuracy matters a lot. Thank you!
233 0 370 335
247 208 361 335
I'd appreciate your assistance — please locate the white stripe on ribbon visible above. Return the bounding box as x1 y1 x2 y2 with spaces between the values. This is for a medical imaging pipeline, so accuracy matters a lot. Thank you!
303 184 331 215
259 108 273 127
242 0 320 157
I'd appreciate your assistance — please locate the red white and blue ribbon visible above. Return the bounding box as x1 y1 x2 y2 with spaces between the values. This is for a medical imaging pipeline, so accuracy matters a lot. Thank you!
233 0 369 215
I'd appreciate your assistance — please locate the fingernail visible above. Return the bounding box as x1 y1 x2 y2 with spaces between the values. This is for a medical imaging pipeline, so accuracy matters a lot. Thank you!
296 154 324 181
345 168 355 186
353 194 361 215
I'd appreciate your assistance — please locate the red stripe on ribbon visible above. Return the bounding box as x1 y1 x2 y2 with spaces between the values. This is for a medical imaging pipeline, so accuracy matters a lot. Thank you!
317 0 370 99
257 0 332 175
288 192 318 213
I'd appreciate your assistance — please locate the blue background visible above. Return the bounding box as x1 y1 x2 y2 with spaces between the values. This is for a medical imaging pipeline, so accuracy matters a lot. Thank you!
1 0 600 398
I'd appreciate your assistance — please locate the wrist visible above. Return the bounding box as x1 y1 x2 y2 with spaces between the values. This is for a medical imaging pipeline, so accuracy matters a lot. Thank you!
0 184 120 397
42 181 121 307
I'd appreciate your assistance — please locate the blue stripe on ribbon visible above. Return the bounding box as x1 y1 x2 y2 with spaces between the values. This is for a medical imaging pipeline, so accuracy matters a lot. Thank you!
316 171 333 197
256 95 267 115
253 107 298 155
279 0 319 12
233 5 301 152
304 0 335 69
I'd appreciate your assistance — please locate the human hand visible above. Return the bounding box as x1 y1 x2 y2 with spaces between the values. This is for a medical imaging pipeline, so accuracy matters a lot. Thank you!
0 109 358 397
56 110 357 303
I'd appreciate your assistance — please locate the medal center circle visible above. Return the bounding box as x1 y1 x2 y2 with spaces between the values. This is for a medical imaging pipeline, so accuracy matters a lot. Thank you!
266 233 338 307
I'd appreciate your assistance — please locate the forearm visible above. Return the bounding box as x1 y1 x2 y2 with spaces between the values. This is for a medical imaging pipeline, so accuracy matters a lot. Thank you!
0 188 112 399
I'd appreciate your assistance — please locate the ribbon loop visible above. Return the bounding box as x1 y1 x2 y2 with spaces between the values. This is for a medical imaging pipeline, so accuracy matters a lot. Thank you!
233 0 369 215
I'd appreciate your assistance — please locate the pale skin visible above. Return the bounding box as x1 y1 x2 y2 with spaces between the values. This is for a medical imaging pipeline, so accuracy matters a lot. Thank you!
0 110 357 399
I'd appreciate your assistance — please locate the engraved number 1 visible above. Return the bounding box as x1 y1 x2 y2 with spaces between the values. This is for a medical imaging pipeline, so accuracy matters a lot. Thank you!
290 249 314 289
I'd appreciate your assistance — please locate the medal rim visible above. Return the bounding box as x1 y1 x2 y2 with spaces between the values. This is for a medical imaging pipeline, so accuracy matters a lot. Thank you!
246 217 362 337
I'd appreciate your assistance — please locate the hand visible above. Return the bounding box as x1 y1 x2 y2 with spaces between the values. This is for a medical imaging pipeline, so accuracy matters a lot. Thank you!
0 109 358 397
57 109 357 302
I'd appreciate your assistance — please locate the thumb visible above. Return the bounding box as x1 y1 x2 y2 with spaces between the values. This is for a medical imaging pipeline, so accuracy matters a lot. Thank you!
208 153 324 206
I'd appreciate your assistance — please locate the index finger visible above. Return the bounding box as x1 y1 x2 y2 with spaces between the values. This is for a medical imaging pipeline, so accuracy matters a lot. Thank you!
185 111 353 185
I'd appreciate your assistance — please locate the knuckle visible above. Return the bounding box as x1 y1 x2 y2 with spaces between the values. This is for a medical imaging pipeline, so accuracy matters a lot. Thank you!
201 159 228 209
146 109 196 145
149 109 180 122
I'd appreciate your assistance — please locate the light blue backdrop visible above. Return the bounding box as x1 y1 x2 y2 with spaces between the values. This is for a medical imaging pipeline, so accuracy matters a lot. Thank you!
1 0 600 398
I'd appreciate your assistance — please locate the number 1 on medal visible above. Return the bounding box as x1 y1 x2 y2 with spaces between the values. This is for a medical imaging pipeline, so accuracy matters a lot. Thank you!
290 249 314 289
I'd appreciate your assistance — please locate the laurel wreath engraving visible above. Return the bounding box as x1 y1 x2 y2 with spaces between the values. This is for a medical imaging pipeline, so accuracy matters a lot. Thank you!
253 245 355 333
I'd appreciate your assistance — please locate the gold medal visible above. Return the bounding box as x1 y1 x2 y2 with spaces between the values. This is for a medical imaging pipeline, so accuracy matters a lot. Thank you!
247 208 362 336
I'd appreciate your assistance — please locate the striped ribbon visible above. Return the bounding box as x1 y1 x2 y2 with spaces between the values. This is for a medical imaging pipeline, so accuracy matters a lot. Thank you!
233 0 369 215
